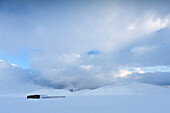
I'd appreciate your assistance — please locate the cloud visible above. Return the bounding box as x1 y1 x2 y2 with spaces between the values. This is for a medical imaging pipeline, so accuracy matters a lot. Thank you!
0 0 170 90
112 66 170 86
0 60 42 94
80 65 93 71
127 14 170 35
114 70 133 78
136 72 170 86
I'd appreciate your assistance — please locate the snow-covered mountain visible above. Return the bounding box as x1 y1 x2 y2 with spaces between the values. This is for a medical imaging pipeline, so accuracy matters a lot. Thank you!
31 82 170 96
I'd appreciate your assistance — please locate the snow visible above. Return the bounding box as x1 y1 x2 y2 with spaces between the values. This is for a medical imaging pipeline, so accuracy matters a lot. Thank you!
0 82 170 113
31 82 170 96
0 95 170 113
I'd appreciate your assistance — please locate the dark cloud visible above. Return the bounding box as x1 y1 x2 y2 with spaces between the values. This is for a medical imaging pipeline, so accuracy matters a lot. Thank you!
135 72 170 86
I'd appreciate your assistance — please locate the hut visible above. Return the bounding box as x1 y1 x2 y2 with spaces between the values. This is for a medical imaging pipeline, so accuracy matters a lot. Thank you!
27 94 40 99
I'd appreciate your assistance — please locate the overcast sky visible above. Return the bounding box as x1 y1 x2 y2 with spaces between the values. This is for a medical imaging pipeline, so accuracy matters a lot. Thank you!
0 0 170 90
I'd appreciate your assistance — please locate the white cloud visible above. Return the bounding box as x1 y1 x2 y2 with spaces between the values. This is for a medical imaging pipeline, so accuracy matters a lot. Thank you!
73 53 81 58
80 65 93 71
117 66 170 75
11 63 19 67
128 23 136 31
144 16 169 31
134 68 144 74
127 14 170 38
115 70 132 78
131 46 156 54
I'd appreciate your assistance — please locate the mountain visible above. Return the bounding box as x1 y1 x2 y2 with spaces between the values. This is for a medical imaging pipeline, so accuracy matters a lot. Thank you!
31 82 170 96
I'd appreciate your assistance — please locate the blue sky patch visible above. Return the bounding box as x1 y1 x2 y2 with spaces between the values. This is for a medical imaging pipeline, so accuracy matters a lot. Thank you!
156 27 168 33
0 48 31 69
87 50 101 55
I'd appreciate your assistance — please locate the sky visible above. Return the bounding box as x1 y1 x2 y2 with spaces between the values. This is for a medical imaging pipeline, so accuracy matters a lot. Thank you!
0 0 170 90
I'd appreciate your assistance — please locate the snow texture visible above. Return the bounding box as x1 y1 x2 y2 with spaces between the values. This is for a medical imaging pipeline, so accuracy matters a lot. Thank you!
0 82 170 113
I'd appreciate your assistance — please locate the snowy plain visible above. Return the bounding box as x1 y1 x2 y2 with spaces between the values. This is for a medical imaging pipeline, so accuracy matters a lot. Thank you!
0 82 170 113
1 95 170 113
